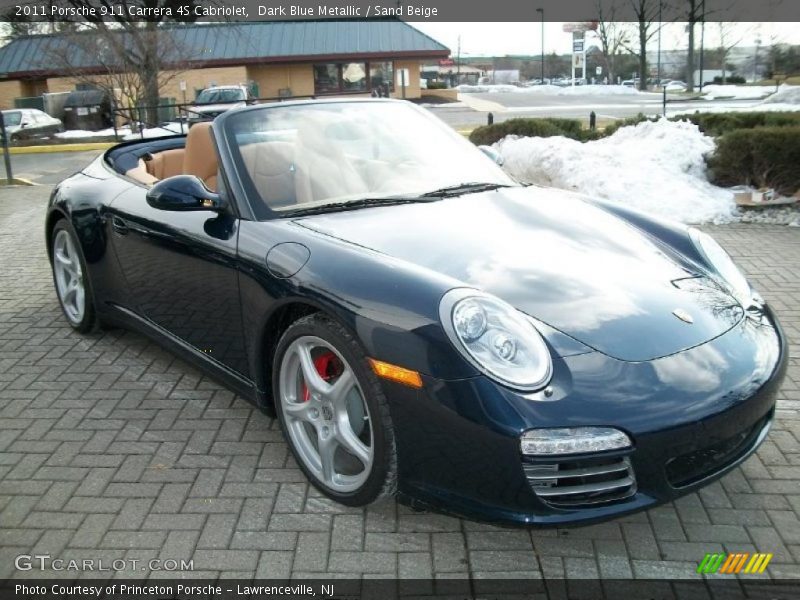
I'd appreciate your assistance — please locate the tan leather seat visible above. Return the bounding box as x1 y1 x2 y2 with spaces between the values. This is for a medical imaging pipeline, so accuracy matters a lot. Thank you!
294 119 368 204
183 122 218 191
239 141 296 207
146 149 184 180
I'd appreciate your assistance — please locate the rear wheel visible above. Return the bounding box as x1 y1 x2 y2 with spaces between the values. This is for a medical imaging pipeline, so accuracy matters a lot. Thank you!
273 314 396 505
51 221 96 333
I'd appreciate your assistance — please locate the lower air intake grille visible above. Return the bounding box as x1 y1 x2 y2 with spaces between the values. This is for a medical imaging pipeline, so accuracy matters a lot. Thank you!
524 455 636 508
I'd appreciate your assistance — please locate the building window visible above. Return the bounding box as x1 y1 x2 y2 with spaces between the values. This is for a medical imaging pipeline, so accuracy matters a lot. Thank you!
341 63 367 92
313 62 392 95
313 64 340 94
370 62 394 93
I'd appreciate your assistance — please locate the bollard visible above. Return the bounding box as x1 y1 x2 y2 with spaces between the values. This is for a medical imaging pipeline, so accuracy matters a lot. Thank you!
663 85 667 117
488 112 494 125
589 111 596 131
0 112 13 184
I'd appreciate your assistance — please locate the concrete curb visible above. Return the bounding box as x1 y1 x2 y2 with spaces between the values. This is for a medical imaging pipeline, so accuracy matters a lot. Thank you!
2 142 115 154
0 177 35 186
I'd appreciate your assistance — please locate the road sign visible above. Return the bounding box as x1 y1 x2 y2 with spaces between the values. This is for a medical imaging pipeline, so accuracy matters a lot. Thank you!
563 21 598 33
573 39 584 52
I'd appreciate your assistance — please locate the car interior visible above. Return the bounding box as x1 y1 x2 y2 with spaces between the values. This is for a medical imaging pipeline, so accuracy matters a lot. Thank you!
111 114 417 210
122 122 218 190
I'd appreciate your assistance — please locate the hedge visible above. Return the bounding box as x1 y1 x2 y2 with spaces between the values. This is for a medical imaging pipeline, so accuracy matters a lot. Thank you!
678 111 800 136
711 75 746 84
708 126 800 194
469 117 585 145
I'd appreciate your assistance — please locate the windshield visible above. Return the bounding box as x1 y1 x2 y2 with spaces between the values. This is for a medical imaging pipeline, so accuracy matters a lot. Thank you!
196 88 245 104
223 101 514 215
3 111 21 126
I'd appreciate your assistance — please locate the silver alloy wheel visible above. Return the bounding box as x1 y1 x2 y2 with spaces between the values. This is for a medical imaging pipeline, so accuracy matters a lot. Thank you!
52 229 85 324
279 336 374 493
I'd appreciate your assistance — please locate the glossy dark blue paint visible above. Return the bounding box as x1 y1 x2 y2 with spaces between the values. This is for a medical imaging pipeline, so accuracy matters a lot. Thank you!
44 106 786 526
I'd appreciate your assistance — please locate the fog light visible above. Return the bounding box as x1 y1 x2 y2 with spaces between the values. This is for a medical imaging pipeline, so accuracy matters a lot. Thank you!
520 427 632 456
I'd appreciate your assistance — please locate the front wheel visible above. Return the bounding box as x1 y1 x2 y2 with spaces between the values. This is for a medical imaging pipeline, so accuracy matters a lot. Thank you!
51 221 96 332
273 314 397 506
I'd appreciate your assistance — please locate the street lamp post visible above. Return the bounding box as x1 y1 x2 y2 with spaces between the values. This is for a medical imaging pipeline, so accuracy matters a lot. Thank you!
536 8 544 83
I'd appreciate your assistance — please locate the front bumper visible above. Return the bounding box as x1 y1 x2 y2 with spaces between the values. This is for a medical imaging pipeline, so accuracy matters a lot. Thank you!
385 306 787 526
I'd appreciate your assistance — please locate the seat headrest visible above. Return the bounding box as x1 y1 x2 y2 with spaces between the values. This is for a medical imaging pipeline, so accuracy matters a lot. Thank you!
183 122 217 185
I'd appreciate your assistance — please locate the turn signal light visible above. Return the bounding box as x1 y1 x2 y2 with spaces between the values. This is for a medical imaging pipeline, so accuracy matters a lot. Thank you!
369 358 423 389
521 427 632 456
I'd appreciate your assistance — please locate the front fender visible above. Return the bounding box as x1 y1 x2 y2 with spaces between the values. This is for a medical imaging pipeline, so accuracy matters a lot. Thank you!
237 219 481 384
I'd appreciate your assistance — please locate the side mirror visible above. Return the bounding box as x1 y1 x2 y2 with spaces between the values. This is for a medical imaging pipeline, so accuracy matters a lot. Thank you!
20 121 29 129
146 175 224 212
478 145 504 167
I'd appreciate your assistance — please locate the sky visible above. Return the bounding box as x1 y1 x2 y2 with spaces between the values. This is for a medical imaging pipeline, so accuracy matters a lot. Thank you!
414 22 800 57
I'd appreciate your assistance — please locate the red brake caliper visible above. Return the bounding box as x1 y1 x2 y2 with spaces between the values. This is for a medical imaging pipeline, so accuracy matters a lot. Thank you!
301 351 342 402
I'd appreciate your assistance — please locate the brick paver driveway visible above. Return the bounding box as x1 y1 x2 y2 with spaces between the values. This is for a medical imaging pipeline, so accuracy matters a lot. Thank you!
1 184 799 581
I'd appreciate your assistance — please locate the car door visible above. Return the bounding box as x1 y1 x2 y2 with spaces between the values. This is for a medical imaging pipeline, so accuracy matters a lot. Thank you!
105 182 250 378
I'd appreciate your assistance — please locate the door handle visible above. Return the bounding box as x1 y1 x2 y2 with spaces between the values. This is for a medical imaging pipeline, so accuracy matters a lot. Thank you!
111 216 129 235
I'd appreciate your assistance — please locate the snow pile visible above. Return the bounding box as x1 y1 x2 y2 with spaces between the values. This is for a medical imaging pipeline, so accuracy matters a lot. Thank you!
457 83 644 96
559 85 643 96
702 84 774 100
761 84 800 105
495 118 737 224
457 84 520 93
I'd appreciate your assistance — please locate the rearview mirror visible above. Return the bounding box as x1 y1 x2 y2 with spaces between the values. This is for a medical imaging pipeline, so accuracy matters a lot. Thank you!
478 145 504 167
146 175 224 212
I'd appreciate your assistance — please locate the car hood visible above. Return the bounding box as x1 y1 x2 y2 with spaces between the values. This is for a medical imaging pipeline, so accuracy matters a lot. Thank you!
294 187 743 362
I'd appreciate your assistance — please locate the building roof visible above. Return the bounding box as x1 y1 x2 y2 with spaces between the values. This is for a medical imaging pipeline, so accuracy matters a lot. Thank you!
0 20 450 79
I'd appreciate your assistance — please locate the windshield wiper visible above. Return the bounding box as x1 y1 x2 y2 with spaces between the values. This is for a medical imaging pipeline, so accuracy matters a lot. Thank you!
287 195 440 217
419 182 512 198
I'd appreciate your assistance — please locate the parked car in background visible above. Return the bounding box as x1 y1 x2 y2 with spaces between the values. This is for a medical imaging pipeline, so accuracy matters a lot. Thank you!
1 109 63 141
186 85 252 125
664 80 688 92
621 78 640 88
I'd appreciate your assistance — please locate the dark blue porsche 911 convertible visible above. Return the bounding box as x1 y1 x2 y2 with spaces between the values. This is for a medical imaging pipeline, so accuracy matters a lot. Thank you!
46 99 786 526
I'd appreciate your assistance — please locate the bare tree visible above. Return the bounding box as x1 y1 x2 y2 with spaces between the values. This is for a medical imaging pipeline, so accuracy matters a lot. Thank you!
621 0 661 91
51 1 203 124
595 0 632 84
715 22 747 83
49 22 195 126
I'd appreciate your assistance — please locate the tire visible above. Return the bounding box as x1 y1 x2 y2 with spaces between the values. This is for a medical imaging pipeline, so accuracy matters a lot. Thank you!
272 313 397 506
50 220 97 333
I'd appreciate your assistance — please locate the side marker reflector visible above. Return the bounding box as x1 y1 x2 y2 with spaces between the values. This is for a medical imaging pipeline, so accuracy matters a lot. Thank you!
369 358 423 389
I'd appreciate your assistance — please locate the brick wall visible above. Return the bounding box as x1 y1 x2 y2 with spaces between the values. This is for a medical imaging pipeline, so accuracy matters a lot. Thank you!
159 66 249 102
0 81 25 109
247 64 315 99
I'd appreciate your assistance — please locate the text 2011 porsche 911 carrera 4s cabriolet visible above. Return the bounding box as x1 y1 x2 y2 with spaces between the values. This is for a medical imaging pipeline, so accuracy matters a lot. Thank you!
46 99 786 526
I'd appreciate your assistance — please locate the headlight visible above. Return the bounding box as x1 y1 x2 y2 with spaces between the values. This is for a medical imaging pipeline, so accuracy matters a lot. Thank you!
689 228 754 306
439 289 552 391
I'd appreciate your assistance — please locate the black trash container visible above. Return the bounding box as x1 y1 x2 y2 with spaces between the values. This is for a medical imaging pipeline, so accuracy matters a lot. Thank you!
62 90 112 131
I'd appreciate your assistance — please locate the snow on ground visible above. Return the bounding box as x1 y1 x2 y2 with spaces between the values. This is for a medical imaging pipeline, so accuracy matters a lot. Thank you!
457 84 645 96
54 122 186 141
56 127 124 139
761 83 800 105
122 122 185 140
495 119 738 224
701 84 775 100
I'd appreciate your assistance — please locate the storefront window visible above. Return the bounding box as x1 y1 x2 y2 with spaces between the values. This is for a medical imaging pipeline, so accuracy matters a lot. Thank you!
341 63 367 91
313 62 393 95
369 62 394 93
313 64 340 94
